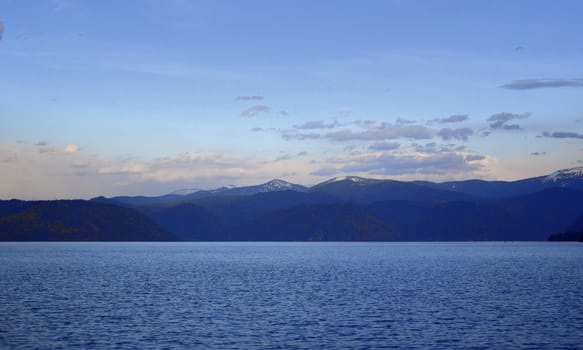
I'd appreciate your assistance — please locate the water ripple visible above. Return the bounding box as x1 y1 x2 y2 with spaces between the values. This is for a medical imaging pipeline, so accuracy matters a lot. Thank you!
1 242 582 349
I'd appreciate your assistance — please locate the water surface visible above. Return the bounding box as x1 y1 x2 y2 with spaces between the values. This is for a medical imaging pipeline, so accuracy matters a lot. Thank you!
1 242 582 349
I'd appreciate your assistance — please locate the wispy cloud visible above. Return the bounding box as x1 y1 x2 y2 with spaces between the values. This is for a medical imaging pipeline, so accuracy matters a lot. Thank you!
98 163 148 175
236 96 264 101
282 119 457 144
33 142 83 155
396 118 415 125
325 124 435 141
281 130 322 141
337 108 352 117
434 114 469 123
0 150 17 163
465 155 485 161
251 127 276 132
71 160 90 168
105 61 243 81
293 120 340 130
438 128 473 141
542 131 583 140
368 142 400 151
240 104 271 117
274 154 292 162
413 142 466 154
50 0 74 11
311 151 483 177
501 78 583 90
487 112 530 130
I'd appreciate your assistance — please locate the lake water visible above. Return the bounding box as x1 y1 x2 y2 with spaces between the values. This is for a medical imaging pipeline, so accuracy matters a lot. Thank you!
1 242 582 349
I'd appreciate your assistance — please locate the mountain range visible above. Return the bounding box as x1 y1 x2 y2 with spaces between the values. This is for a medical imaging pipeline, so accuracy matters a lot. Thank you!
2 167 583 241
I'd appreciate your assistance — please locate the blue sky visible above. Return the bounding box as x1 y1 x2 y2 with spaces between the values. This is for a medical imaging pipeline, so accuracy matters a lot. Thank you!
1 0 583 199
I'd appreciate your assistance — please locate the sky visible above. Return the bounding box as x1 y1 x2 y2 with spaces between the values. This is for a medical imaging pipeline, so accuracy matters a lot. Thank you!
1 0 583 199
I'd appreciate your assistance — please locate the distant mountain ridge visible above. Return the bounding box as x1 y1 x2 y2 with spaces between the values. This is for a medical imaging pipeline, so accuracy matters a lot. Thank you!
3 167 583 241
100 166 583 242
116 166 583 204
213 179 307 196
110 179 307 207
437 166 583 199
308 176 475 204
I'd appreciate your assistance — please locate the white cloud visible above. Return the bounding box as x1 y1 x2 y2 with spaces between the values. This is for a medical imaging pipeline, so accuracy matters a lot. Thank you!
0 142 320 199
310 149 488 178
98 163 148 175
64 144 81 154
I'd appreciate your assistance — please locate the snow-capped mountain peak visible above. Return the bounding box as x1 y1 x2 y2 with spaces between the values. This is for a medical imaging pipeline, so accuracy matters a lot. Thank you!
332 176 367 183
314 176 381 188
543 167 583 183
262 179 292 190
258 179 305 192
168 180 305 197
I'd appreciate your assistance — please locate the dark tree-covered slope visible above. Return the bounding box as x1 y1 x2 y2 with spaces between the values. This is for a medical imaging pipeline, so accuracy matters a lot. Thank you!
0 200 174 241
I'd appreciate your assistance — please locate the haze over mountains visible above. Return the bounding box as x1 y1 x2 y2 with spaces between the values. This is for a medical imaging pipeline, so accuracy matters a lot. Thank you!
2 167 583 241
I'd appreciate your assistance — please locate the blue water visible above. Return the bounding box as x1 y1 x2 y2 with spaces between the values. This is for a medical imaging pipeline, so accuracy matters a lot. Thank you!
1 242 582 349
